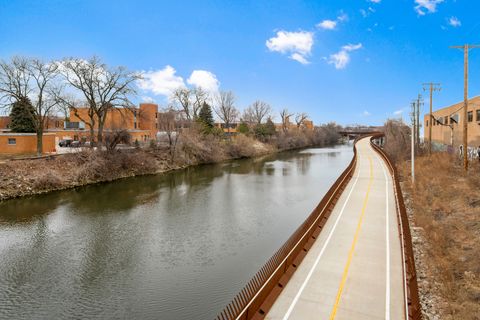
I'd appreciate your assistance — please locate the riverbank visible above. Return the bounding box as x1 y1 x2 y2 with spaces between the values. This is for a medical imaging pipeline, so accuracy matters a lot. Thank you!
0 129 341 202
398 154 480 320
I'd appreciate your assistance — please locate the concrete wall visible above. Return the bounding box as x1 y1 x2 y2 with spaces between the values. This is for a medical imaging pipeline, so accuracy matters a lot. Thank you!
0 133 56 154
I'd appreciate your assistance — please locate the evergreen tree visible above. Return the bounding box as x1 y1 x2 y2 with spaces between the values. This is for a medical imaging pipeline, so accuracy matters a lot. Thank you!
237 121 250 134
9 97 36 133
198 101 214 129
265 118 276 136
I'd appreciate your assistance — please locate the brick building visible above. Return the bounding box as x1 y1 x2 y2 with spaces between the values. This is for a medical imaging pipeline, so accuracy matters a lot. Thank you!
0 133 56 155
424 96 480 148
0 103 160 155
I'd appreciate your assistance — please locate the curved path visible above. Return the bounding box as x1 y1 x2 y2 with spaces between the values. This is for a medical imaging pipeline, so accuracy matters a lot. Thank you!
266 137 406 320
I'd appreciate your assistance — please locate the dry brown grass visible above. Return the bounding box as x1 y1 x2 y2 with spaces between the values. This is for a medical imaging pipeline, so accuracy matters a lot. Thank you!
0 150 160 200
399 153 480 320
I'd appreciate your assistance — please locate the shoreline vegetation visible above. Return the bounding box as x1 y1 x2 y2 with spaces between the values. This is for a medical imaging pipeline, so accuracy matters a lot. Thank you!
383 119 479 320
0 124 342 202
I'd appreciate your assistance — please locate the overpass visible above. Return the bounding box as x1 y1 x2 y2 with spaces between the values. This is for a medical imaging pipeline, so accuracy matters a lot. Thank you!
215 136 421 320
338 130 383 141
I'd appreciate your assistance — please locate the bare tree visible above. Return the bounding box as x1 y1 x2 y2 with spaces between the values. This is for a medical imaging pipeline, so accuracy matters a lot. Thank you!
104 129 131 151
158 107 183 160
280 108 293 133
57 57 139 146
243 100 272 124
0 57 60 155
171 88 192 121
295 112 309 128
213 90 238 137
192 87 208 119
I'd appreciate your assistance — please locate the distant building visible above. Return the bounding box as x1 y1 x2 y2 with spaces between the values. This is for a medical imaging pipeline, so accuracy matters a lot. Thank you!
214 122 238 134
0 133 56 155
274 116 314 132
0 103 161 155
424 96 480 147
67 103 158 143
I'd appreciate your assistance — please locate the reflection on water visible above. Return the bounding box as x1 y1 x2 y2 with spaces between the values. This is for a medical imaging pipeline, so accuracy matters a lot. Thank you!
0 145 353 320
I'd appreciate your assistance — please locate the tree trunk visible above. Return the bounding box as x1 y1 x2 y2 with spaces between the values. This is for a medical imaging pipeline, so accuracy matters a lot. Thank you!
89 125 95 148
97 122 104 148
36 127 43 156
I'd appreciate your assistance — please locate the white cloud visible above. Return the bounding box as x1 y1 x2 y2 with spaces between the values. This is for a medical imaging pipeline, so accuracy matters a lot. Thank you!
290 53 310 65
328 43 363 69
369 0 382 3
414 0 444 16
337 13 349 22
266 30 314 64
317 20 337 30
317 13 348 30
363 110 371 116
187 70 220 93
360 6 376 18
137 65 185 96
343 43 363 51
448 16 461 27
141 96 156 103
394 109 404 115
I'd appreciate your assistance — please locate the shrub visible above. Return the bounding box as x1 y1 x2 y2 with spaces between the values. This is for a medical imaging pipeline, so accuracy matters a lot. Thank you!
227 134 257 158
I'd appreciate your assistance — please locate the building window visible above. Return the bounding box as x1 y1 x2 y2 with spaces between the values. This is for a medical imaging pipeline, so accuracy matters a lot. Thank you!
134 110 137 117
468 111 473 122
155 112 158 119
426 120 429 127
476 109 480 121
134 122 137 129
444 116 448 124
8 138 16 145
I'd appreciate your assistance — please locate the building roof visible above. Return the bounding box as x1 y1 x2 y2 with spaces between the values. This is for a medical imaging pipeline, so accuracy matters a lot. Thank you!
432 95 480 114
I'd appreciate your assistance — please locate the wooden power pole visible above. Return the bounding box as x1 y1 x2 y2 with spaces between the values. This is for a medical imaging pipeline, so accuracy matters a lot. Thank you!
416 94 423 150
451 44 480 170
422 82 441 155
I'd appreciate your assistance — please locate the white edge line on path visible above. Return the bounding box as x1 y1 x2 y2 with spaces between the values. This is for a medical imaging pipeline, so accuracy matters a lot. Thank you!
375 152 390 320
375 149 409 320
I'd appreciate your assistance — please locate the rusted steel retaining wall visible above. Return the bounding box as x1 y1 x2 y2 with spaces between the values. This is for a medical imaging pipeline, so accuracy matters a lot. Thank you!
215 141 359 320
370 134 422 320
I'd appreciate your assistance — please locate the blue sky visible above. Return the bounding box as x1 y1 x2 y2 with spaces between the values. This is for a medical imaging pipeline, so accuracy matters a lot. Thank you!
1 0 480 126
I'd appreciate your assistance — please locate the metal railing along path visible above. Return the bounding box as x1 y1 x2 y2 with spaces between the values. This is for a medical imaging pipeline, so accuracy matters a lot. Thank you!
215 139 360 320
370 134 422 320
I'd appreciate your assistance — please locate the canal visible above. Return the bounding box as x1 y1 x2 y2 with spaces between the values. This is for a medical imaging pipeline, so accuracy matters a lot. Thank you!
0 145 353 320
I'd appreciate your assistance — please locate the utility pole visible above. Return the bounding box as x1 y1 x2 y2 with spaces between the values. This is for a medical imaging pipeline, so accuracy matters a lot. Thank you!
450 44 480 170
422 82 441 155
416 94 423 151
411 101 416 184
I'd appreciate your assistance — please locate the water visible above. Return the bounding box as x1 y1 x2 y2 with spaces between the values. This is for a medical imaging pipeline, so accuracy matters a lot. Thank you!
0 145 353 320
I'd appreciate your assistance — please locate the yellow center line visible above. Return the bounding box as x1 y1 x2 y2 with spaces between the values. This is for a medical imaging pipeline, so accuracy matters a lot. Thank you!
329 155 374 320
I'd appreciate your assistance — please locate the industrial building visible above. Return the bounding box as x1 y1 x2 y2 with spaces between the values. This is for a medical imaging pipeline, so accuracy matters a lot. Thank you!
424 96 480 148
